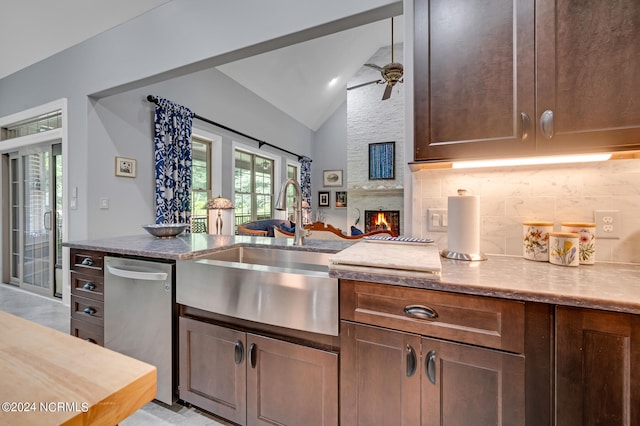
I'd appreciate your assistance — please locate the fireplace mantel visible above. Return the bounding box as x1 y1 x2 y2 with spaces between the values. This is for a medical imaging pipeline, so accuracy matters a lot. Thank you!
348 188 403 196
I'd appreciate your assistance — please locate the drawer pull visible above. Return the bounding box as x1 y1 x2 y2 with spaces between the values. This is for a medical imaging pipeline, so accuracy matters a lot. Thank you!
81 257 94 266
234 340 244 365
83 307 96 316
82 282 96 291
403 304 439 320
85 338 96 344
426 350 437 384
406 344 417 377
248 343 257 368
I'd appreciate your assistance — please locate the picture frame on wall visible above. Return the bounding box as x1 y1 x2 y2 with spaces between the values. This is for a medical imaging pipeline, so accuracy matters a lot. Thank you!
318 191 330 207
115 156 136 178
323 169 343 187
369 141 395 180
335 191 347 208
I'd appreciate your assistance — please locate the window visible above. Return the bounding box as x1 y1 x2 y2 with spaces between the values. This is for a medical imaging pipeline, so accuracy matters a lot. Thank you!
286 163 299 221
191 137 211 232
234 150 274 225
3 110 62 140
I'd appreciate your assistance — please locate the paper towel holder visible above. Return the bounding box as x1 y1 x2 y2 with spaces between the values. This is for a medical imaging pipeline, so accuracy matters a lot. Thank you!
440 188 487 261
440 249 487 261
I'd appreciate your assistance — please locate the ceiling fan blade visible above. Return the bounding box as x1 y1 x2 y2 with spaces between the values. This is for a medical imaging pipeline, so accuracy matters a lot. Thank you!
364 63 384 72
382 84 393 100
347 79 382 90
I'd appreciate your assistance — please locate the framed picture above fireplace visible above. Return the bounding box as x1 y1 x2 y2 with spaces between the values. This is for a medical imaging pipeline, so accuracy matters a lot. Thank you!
369 141 395 180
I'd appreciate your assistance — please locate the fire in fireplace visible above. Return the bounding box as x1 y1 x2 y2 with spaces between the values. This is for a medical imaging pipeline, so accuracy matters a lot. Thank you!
365 210 400 236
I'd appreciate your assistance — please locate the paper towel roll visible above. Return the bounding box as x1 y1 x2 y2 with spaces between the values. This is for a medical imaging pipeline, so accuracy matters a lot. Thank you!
447 191 481 256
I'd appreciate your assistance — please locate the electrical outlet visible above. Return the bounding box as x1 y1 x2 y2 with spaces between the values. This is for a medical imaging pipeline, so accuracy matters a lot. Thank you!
594 210 620 239
427 208 448 232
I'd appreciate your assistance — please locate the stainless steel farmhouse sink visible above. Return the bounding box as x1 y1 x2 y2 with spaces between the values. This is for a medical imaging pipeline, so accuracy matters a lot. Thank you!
198 246 333 272
176 246 338 336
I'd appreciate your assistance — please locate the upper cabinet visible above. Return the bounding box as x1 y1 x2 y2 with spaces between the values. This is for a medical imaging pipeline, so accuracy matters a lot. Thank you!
414 0 640 162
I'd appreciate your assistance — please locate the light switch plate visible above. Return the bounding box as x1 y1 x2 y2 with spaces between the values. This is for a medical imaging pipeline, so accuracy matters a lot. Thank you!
99 197 109 210
427 208 447 232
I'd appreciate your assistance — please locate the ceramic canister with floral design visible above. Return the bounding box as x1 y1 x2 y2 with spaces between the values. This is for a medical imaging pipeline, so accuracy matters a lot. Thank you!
561 222 596 264
549 232 580 267
522 221 554 261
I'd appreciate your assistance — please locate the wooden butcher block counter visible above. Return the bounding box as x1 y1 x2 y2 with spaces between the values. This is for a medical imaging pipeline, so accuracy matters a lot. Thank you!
0 311 156 426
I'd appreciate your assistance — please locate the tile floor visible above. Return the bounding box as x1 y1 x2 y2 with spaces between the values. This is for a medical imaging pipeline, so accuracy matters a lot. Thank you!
0 283 229 426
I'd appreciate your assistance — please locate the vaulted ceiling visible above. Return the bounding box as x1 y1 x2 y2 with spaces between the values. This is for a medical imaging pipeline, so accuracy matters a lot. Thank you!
1 1 402 131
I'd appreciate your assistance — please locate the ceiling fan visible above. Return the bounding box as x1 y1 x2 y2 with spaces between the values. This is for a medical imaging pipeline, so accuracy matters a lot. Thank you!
347 17 403 100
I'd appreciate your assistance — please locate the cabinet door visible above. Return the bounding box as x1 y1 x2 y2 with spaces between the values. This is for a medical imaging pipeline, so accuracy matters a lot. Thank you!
179 317 246 425
421 337 525 425
246 333 338 426
340 321 421 425
414 0 535 161
556 307 640 426
536 0 640 153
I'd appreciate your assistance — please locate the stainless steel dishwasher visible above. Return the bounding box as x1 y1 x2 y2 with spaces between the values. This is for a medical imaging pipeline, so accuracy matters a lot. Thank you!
104 256 174 405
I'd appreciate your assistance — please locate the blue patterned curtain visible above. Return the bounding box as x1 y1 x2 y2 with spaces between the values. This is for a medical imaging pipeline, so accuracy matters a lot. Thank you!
299 156 312 206
153 97 194 226
299 156 312 223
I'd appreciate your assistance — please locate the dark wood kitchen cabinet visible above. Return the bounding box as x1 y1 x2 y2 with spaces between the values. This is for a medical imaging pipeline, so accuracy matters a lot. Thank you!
69 249 105 346
556 307 640 426
414 0 640 162
339 280 550 425
179 316 338 426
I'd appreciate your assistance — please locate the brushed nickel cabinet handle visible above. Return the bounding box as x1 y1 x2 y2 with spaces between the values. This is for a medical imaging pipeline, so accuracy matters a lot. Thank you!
520 112 531 140
248 343 257 368
406 344 417 377
234 340 244 365
426 350 437 385
540 109 554 139
82 282 96 291
83 307 96 316
404 304 439 320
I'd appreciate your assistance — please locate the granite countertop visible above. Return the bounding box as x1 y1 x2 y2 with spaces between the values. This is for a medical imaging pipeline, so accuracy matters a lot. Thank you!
64 234 640 315
62 233 353 260
328 242 640 315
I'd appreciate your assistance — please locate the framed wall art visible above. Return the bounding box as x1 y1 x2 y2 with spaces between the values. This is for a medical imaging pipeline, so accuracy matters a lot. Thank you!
115 156 136 178
368 141 395 180
335 191 347 208
323 170 343 187
318 191 330 207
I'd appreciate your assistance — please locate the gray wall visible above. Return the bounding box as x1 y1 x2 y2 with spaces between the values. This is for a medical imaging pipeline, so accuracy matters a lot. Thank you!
88 68 313 238
311 101 349 229
0 0 401 241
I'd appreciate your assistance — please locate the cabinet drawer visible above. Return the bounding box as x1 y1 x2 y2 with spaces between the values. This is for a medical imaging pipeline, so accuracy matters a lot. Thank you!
70 250 104 275
340 280 524 353
71 295 104 326
70 318 104 346
70 271 104 301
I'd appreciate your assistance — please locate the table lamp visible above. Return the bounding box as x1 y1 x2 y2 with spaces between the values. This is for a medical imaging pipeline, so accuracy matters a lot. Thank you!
206 196 234 234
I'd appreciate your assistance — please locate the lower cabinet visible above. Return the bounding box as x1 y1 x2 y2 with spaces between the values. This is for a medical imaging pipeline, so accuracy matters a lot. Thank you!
179 316 338 426
556 307 640 425
340 321 525 425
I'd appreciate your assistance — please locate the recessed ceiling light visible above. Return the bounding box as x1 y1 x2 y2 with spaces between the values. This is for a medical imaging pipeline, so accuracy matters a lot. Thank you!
328 77 339 87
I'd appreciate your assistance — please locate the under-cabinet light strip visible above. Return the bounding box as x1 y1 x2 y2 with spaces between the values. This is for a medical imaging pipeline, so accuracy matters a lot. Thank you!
451 153 612 169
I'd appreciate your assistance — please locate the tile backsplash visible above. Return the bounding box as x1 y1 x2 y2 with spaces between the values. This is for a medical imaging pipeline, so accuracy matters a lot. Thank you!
412 158 640 264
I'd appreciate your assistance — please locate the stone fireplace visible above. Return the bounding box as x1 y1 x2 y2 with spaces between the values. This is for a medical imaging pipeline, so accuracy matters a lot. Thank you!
365 210 400 236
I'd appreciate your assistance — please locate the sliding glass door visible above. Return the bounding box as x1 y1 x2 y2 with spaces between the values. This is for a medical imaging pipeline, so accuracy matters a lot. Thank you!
7 143 62 297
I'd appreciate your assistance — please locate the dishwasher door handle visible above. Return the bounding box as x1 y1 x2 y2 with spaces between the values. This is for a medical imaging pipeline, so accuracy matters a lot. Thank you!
106 265 168 281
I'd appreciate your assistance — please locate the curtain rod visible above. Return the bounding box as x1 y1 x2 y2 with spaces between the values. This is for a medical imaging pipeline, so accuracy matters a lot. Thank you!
146 95 309 162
